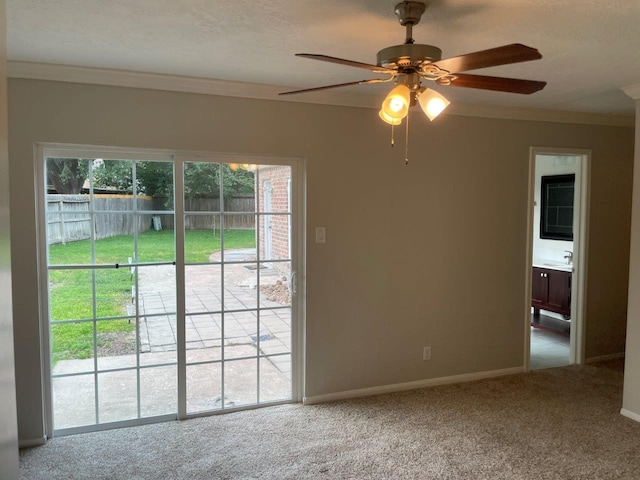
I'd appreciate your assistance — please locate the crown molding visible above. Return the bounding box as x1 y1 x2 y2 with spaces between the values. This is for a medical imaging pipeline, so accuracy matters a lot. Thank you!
8 61 634 127
622 83 640 101
7 61 376 109
446 102 633 127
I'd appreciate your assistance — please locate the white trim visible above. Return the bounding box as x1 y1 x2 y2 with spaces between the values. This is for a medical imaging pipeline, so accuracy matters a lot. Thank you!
302 367 523 405
292 158 307 403
621 408 640 423
34 143 53 439
523 152 536 371
622 84 640 100
8 61 375 109
585 352 625 363
8 61 634 127
18 436 46 449
446 103 633 127
525 148 590 370
35 142 306 434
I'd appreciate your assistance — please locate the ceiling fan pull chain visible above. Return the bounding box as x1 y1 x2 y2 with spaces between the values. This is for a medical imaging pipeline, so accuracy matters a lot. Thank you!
405 111 409 165
391 124 395 147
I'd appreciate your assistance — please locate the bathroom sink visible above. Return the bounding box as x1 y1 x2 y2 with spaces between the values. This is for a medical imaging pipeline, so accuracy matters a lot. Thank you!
533 259 573 271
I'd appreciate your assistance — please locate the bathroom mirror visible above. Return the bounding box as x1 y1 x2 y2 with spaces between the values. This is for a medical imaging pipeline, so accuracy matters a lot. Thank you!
540 174 575 241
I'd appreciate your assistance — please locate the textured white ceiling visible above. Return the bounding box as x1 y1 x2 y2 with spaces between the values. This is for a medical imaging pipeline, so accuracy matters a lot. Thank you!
6 0 640 116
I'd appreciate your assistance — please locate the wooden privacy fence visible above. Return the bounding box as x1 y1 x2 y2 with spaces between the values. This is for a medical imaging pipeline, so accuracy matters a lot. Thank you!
47 194 154 245
153 194 256 230
47 194 256 245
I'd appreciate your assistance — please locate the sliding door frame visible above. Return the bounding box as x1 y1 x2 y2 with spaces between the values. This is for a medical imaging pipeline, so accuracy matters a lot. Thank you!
35 143 306 438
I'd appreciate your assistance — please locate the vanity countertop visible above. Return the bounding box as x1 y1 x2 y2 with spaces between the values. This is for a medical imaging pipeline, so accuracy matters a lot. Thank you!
532 259 573 272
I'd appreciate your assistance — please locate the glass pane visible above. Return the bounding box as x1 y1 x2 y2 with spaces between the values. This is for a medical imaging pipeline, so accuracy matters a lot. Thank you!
184 162 221 212
93 214 134 264
49 269 93 321
186 314 222 364
51 320 95 372
186 264 222 313
259 265 291 307
185 216 221 264
137 264 176 315
46 157 90 192
224 263 258 310
96 319 137 370
98 370 138 423
221 217 256 252
52 374 95 429
187 363 222 414
224 311 257 360
257 166 291 213
259 309 292 356
140 366 176 417
140 314 177 355
136 160 174 212
260 355 291 403
47 226 92 266
223 164 256 213
258 214 290 262
95 267 133 318
185 313 221 350
92 159 133 195
138 225 175 263
46 209 92 265
224 358 257 407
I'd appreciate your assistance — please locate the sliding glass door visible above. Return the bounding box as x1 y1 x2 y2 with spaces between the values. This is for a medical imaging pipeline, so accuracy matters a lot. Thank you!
39 147 301 436
182 161 294 414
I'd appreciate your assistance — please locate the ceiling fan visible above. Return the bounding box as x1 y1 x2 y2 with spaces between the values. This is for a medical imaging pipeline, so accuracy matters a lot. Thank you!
280 1 546 126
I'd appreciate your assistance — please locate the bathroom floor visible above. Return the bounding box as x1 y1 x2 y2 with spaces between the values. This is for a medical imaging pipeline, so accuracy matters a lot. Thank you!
530 317 570 370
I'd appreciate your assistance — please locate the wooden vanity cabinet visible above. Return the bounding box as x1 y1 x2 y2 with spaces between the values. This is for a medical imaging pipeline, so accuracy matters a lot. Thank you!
532 267 571 318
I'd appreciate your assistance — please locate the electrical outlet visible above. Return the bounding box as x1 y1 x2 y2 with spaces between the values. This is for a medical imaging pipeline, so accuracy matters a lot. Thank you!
423 346 431 361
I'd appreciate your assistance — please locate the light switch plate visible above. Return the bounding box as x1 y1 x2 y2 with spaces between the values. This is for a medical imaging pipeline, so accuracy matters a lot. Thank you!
315 227 326 244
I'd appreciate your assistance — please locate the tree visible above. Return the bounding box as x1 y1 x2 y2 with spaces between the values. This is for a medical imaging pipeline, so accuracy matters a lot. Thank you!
183 163 254 198
91 160 174 196
46 158 89 194
47 158 255 198
91 160 131 192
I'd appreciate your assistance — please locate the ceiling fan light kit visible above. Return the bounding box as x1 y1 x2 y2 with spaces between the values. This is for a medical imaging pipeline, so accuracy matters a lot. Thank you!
380 84 411 123
379 109 403 126
280 1 546 163
417 88 450 121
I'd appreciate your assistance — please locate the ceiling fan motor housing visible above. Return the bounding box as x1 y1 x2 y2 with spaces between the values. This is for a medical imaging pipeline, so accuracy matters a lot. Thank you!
377 44 442 70
382 2 441 72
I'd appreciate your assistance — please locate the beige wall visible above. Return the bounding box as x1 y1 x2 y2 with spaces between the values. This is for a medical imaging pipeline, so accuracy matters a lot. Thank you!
0 0 20 477
623 100 640 417
8 79 634 442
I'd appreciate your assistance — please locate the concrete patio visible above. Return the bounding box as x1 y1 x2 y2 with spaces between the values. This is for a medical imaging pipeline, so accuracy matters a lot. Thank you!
52 249 293 430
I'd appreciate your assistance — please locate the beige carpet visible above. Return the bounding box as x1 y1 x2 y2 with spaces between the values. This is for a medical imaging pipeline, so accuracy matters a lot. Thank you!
20 360 640 479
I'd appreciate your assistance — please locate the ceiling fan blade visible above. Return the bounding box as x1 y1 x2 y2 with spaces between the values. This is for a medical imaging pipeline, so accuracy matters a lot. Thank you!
296 53 396 74
279 78 386 96
433 44 542 74
440 73 546 94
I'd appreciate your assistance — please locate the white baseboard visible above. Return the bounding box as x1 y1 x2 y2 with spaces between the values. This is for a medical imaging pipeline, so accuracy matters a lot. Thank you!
303 366 524 405
621 408 640 423
585 352 625 363
19 436 46 449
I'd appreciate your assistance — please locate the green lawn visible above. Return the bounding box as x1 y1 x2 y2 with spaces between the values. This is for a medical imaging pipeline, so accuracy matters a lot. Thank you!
49 229 255 364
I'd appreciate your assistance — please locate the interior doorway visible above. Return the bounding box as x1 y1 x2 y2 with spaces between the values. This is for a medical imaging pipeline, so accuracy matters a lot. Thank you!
37 145 304 437
525 148 590 370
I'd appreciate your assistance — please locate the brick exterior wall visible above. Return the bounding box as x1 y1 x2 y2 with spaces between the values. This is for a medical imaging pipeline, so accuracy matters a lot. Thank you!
257 165 291 275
